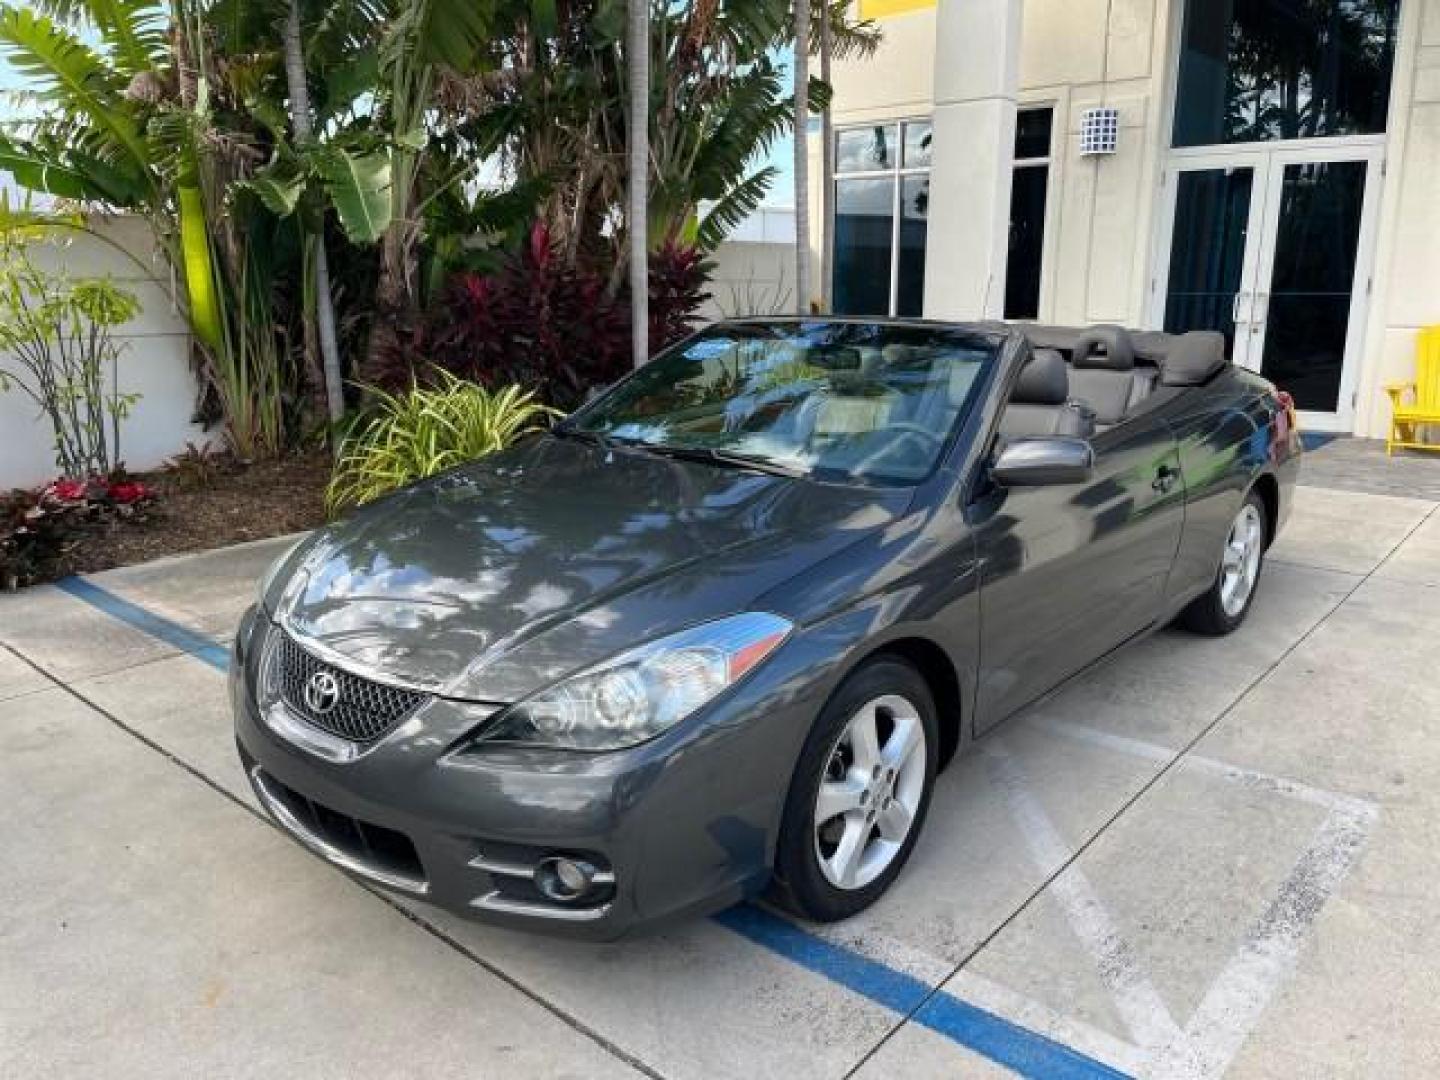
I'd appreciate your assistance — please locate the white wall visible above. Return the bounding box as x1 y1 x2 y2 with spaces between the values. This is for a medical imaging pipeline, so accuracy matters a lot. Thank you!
1355 0 1440 437
705 210 798 320
0 216 209 489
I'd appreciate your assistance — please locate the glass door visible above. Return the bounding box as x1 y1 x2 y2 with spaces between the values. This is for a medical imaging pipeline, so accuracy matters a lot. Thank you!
1153 146 1382 431
1246 147 1382 427
1157 159 1267 370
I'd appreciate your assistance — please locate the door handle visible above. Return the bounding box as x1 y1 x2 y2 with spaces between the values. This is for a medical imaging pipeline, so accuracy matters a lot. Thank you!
1252 291 1270 329
1152 465 1180 494
1231 291 1251 325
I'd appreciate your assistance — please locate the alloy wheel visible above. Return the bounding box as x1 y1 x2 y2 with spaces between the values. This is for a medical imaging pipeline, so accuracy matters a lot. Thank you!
813 694 928 890
1220 503 1264 617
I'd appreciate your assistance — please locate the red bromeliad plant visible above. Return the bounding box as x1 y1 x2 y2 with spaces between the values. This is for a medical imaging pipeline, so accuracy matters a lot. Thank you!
648 241 714 355
2 475 156 589
392 225 712 410
434 225 630 408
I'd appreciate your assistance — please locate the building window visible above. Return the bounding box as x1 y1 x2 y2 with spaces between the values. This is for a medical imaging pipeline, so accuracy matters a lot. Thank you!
1172 0 1400 148
832 120 931 317
1004 107 1053 321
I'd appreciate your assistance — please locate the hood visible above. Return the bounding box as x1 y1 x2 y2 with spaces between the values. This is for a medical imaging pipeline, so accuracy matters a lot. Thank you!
274 435 905 698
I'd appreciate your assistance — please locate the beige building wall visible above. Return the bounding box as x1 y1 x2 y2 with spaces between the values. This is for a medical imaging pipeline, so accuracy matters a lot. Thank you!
1355 0 1440 436
821 0 1440 438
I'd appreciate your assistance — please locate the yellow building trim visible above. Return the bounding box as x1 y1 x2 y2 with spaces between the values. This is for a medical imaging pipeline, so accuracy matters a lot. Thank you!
858 0 935 20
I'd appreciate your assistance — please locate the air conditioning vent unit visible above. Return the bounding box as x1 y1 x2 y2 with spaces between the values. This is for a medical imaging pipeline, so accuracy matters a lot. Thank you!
1079 107 1120 155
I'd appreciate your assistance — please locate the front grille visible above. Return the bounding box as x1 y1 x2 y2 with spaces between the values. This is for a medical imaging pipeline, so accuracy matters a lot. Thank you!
266 630 428 743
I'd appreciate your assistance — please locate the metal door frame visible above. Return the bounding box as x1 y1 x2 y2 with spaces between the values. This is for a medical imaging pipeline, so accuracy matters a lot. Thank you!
1149 138 1385 433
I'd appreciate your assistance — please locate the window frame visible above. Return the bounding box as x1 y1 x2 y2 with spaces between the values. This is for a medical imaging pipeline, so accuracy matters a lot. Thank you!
1166 0 1402 150
831 117 933 317
1004 104 1058 321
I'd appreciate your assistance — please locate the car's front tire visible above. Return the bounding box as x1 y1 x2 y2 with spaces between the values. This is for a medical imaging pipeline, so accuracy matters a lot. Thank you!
1180 489 1268 635
772 657 938 922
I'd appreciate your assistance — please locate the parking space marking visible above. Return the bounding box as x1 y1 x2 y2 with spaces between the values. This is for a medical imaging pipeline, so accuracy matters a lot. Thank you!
1029 717 1375 817
54 576 230 672
1146 800 1379 1079
716 905 1130 1080
984 740 1185 1052
53 578 1137 1079
1030 716 1381 1079
49 574 1381 1080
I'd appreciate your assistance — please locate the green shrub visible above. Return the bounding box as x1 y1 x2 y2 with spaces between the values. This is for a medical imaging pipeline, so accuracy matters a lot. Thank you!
326 374 559 514
0 236 142 478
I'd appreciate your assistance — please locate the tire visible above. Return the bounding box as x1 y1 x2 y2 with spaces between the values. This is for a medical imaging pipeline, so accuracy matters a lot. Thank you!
1179 489 1268 636
771 656 939 922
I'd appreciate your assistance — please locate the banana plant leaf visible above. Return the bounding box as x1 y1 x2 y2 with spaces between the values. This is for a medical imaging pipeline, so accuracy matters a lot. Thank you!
312 145 393 244
178 184 223 352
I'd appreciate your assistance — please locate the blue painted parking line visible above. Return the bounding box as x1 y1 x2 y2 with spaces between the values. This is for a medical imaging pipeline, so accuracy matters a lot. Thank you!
716 906 1130 1079
59 576 1132 1079
55 577 231 672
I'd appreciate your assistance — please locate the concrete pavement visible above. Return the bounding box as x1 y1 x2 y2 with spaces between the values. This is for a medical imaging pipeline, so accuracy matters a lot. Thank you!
2 474 1437 1078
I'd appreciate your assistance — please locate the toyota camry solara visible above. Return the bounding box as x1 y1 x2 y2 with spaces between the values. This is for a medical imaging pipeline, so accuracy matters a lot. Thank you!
232 318 1300 937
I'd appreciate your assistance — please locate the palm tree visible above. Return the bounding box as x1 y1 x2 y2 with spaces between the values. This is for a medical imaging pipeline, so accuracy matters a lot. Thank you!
281 0 345 426
358 0 495 382
819 5 833 313
792 0 811 315
628 0 650 367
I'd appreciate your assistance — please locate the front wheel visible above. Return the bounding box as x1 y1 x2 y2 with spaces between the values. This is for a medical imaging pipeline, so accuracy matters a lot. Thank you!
1179 490 1268 635
772 657 938 922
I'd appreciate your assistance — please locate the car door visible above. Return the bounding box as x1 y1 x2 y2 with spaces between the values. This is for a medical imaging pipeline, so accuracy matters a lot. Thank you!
968 417 1185 733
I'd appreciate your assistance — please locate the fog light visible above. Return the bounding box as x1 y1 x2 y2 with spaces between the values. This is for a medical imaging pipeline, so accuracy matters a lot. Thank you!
535 857 595 902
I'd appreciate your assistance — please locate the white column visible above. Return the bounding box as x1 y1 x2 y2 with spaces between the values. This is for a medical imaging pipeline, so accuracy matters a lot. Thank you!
922 0 1024 320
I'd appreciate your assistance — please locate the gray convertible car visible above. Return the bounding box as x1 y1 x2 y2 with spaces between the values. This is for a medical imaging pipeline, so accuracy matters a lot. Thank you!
232 318 1300 937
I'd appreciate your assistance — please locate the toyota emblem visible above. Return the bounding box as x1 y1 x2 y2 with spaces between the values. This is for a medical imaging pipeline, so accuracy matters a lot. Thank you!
303 670 341 715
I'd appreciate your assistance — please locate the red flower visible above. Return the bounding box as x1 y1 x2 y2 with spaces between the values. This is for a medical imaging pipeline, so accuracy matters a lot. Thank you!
50 478 89 502
106 481 151 505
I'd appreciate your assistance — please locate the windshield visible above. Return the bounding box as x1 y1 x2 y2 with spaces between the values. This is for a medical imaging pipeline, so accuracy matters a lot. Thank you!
565 322 999 485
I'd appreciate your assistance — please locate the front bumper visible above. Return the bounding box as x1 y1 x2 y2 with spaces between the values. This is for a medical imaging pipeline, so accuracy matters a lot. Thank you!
230 606 822 939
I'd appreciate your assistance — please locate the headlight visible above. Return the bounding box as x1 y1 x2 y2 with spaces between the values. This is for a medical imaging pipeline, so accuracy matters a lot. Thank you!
255 537 306 612
477 612 793 751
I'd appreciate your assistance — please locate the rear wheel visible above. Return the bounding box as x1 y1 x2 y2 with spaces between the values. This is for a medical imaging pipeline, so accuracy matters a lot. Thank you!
772 657 938 922
1180 489 1267 635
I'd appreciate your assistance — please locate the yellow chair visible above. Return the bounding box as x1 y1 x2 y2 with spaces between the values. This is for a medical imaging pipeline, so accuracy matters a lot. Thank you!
1386 325 1440 454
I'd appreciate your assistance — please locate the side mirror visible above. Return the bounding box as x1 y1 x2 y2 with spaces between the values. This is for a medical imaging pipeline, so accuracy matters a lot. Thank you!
992 437 1094 486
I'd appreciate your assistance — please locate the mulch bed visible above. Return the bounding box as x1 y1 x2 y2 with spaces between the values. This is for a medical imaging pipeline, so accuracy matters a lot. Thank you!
60 450 332 577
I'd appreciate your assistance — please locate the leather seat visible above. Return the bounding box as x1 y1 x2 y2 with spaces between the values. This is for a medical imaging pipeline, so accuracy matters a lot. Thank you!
999 349 1095 438
1068 326 1140 425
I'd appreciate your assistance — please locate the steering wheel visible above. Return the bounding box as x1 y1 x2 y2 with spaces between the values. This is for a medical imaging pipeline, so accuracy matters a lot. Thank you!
853 423 943 477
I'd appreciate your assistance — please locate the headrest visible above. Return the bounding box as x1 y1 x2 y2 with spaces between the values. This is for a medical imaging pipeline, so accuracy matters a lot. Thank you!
1011 348 1069 405
1159 331 1226 385
881 343 914 368
857 347 884 377
1073 325 1135 371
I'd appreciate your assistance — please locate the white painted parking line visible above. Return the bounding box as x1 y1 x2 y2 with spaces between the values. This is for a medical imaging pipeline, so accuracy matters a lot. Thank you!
983 739 1186 1054
1010 717 1380 1078
1143 799 1379 1078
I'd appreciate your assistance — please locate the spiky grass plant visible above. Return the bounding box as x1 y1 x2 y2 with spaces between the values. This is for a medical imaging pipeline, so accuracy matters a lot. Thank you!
326 374 559 513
